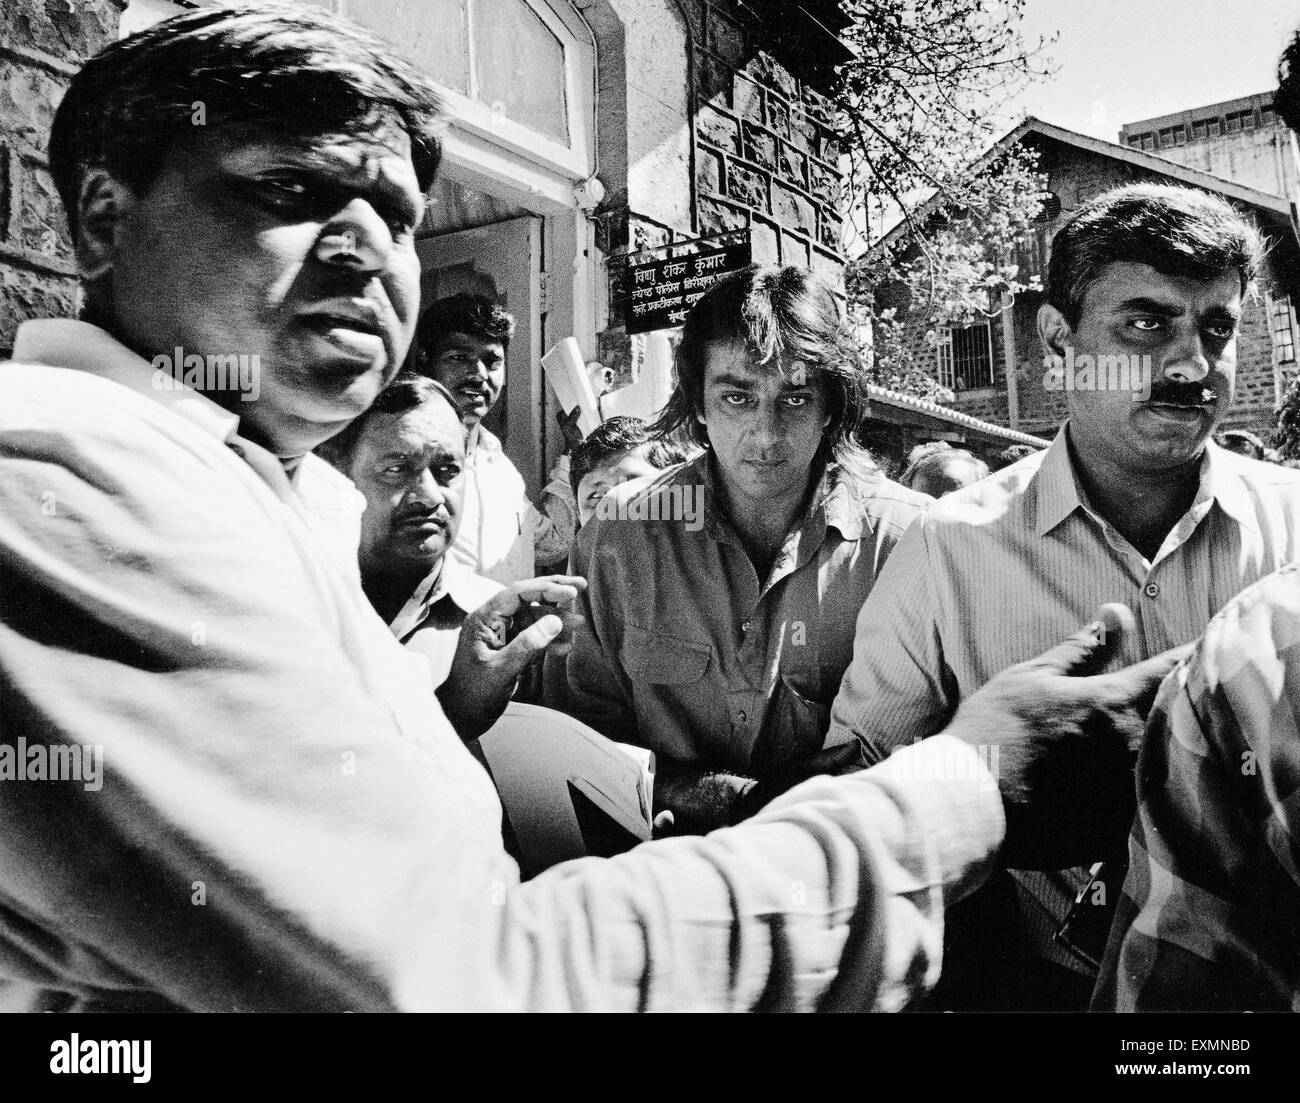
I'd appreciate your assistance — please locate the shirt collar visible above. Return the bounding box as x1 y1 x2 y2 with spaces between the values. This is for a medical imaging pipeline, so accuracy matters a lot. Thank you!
699 453 864 545
1201 439 1261 534
13 319 241 443
1031 422 1259 537
466 423 503 458
1030 427 1086 537
11 318 351 511
388 555 486 639
816 465 873 540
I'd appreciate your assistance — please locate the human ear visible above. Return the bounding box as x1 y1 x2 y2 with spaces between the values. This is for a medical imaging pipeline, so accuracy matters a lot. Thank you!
75 169 136 282
1036 302 1074 363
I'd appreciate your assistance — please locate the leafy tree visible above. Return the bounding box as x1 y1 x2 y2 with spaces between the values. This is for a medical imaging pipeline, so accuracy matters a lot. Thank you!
834 1 1054 399
1274 375 1300 459
836 0 1053 243
848 145 1050 400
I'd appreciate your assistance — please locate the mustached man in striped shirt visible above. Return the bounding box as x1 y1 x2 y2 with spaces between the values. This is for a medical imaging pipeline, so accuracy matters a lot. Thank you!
1094 41 1300 1014
829 183 1300 1010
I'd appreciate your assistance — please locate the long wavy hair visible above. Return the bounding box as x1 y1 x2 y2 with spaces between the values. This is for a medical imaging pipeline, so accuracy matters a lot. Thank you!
651 264 876 478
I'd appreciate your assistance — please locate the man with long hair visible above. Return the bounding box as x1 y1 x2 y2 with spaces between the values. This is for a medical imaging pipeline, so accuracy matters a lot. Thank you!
566 264 931 832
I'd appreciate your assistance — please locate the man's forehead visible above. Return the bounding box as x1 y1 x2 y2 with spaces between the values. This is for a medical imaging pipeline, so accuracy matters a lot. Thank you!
434 332 504 356
365 406 464 454
1084 260 1244 313
702 341 811 387
200 123 418 181
588 447 657 482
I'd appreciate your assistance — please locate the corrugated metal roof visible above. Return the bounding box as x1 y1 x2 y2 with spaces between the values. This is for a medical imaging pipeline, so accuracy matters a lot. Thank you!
864 384 1050 447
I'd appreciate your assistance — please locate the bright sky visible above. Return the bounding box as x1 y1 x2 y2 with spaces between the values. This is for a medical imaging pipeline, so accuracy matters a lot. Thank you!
1010 0 1300 140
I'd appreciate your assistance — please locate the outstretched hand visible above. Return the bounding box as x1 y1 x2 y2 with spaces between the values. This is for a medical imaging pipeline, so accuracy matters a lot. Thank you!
437 575 587 740
946 603 1190 869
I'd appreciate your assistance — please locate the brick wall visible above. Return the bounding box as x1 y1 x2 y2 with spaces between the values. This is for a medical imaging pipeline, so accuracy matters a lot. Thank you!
1223 293 1278 433
0 0 123 356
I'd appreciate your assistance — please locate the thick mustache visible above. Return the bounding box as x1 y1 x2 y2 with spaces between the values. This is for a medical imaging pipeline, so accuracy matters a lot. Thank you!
395 508 447 526
1145 381 1217 406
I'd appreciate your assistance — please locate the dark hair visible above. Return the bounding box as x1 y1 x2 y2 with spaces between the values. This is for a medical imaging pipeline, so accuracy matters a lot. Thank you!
1045 184 1266 328
994 443 1040 469
901 448 988 494
49 3 443 241
413 293 516 359
569 416 688 496
651 264 874 475
316 373 460 474
905 441 951 467
1216 428 1266 460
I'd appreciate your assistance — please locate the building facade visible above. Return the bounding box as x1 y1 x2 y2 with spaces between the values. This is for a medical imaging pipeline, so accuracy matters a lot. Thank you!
1120 91 1300 214
1 0 866 495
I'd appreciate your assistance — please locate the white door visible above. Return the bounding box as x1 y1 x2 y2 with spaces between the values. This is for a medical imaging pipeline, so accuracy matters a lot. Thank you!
415 217 547 499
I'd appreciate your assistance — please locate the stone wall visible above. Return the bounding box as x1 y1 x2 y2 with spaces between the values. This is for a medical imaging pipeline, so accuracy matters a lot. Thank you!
690 0 843 285
595 0 847 381
0 0 122 356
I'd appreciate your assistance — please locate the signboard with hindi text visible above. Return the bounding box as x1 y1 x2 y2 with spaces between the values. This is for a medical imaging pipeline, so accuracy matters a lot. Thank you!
621 232 752 334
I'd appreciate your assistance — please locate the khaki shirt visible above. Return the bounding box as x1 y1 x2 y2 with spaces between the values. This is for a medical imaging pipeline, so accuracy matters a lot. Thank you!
567 453 930 776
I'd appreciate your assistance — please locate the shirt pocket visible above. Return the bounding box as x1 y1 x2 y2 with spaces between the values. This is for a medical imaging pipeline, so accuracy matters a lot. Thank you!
620 624 712 685
770 673 832 761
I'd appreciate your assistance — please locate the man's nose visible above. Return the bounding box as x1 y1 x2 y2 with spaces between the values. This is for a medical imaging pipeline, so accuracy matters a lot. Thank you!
314 198 393 271
1161 332 1210 385
750 402 783 448
406 470 446 510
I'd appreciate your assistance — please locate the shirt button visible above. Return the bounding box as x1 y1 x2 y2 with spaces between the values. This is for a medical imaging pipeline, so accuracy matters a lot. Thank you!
741 620 751 633
1144 582 1160 598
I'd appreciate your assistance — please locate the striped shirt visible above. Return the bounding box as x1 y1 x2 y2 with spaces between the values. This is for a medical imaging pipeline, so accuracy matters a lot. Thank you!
828 425 1300 978
567 452 931 777
1093 562 1300 1011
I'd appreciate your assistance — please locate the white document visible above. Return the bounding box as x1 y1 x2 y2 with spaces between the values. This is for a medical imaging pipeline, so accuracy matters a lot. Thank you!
476 702 655 877
541 336 602 437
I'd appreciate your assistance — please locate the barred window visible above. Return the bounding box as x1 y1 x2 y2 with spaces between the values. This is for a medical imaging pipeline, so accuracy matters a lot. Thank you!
1272 296 1296 365
936 322 995 392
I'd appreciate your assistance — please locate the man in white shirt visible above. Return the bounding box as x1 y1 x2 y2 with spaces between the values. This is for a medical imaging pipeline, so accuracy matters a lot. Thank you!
316 372 504 686
413 293 575 583
316 371 583 733
0 3 1181 1012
